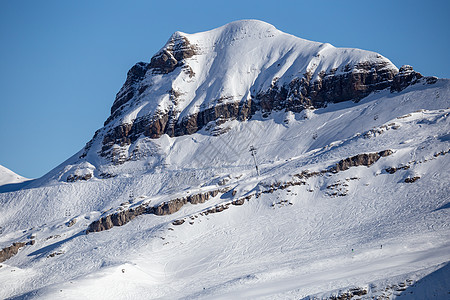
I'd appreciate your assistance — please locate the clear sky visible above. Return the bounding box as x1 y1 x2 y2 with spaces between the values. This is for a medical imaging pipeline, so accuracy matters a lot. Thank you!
1 0 449 179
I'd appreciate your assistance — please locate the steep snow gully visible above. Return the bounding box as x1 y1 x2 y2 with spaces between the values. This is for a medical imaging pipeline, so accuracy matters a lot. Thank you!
1 20 449 299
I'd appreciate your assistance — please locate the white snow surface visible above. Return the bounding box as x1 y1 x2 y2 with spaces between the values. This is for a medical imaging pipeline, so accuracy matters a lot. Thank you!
1 77 449 299
0 164 28 186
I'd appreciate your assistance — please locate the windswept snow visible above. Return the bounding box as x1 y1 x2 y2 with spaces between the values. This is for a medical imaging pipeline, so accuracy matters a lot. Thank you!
0 164 28 186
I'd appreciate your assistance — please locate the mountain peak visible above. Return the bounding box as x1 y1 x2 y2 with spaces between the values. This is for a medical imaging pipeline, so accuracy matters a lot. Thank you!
0 164 28 186
214 19 277 31
80 20 429 168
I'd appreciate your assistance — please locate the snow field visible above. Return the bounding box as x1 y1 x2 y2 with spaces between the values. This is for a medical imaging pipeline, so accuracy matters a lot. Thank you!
0 79 449 298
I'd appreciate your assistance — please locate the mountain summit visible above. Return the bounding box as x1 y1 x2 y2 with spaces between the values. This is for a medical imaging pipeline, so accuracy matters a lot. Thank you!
77 19 427 168
1 20 449 299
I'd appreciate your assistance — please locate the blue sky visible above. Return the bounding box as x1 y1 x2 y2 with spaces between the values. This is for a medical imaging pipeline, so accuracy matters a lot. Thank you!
1 0 449 178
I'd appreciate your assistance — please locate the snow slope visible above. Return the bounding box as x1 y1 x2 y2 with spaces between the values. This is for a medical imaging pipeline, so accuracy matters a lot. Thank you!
0 165 28 186
0 79 449 299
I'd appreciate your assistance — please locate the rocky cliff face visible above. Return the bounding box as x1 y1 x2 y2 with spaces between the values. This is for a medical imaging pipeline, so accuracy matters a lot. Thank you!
107 35 198 121
86 189 222 233
0 240 34 263
79 20 437 164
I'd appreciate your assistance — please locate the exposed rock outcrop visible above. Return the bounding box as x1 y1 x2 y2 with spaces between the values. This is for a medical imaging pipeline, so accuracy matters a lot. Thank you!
66 218 77 227
385 165 410 174
149 35 197 75
404 176 420 183
107 35 198 121
331 150 393 172
66 173 92 182
86 189 222 233
109 62 149 116
172 219 185 226
257 61 397 113
97 60 429 161
390 65 423 92
86 204 150 233
0 240 34 263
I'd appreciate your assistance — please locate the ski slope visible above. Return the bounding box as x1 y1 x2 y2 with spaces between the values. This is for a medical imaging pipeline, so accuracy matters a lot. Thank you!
0 78 449 299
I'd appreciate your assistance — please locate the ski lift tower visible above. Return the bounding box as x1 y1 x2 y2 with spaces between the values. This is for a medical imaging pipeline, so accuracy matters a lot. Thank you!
249 146 260 177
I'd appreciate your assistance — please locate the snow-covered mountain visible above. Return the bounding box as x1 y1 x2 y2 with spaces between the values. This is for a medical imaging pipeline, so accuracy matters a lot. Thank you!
1 20 449 299
0 165 28 186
